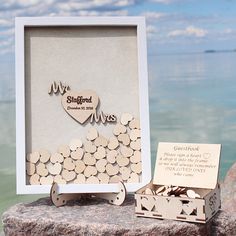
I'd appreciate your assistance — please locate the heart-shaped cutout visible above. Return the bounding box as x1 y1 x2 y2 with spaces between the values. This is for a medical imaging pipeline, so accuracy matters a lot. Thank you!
87 127 98 141
182 201 196 215
50 153 64 163
62 170 76 182
130 151 141 163
96 158 107 172
98 173 110 183
120 166 130 180
54 175 66 184
106 163 119 176
116 155 129 167
131 162 142 174
118 133 130 146
127 172 139 183
94 146 106 160
121 113 133 125
108 137 119 150
64 158 75 170
36 163 48 177
94 136 108 147
83 153 96 165
62 90 99 124
84 166 97 177
141 196 155 211
47 163 62 175
40 175 54 185
75 160 86 174
107 150 117 163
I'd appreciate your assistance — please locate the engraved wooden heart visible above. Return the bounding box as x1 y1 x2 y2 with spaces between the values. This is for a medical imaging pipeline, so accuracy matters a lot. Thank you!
62 90 99 124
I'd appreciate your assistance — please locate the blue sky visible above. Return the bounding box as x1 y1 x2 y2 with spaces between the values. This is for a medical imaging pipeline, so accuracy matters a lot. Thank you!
0 0 236 100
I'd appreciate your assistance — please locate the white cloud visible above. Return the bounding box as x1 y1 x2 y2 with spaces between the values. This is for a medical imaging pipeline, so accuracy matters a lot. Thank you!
0 19 12 27
146 25 158 39
0 0 136 55
142 11 167 21
224 28 233 34
150 0 179 4
168 26 208 38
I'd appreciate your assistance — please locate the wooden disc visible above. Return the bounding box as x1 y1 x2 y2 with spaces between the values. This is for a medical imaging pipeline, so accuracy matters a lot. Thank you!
71 148 84 160
130 138 141 151
96 159 107 173
109 175 122 183
116 155 129 167
120 113 133 125
40 175 54 185
86 176 99 184
120 166 131 181
63 158 75 171
75 160 86 174
39 149 51 163
54 175 66 184
74 174 86 184
118 133 130 146
94 136 108 147
50 153 64 163
83 153 96 165
105 163 119 176
58 145 71 157
98 173 110 184
69 138 83 151
130 162 142 174
84 166 97 177
120 146 133 157
26 162 35 176
62 170 76 182
47 163 62 175
29 173 40 185
86 127 98 141
27 152 40 164
107 150 117 164
130 129 141 141
129 119 140 129
84 140 97 154
113 124 126 136
130 151 141 163
94 146 106 160
36 163 48 177
107 137 119 150
127 172 139 183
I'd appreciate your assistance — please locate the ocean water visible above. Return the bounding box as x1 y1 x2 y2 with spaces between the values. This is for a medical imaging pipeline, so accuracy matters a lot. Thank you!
0 52 236 228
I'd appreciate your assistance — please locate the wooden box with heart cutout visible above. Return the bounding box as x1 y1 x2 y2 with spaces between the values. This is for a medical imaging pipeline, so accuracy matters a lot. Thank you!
135 142 221 223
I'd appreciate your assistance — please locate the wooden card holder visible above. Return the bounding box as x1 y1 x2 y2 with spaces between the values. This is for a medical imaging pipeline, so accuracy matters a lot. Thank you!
50 181 126 207
135 142 221 223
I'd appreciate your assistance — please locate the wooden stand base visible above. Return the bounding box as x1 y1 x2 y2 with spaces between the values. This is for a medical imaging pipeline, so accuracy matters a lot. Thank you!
50 182 126 207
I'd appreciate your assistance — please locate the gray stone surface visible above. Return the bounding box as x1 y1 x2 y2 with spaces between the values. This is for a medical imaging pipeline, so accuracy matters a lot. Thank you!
221 162 236 213
2 195 236 236
3 160 236 236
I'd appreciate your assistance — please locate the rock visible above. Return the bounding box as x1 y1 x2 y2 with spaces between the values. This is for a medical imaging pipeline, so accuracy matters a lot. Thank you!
221 162 236 212
2 195 236 236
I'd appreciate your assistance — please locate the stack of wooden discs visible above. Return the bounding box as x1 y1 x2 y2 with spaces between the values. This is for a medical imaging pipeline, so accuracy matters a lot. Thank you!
144 185 201 199
26 113 142 185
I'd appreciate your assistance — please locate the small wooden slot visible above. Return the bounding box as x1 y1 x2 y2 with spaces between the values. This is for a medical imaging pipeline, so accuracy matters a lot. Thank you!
196 218 206 222
153 214 162 217
136 212 145 215
176 216 187 220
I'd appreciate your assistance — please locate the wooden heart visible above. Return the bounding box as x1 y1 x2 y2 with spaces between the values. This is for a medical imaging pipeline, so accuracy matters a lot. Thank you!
62 90 99 124
141 196 155 211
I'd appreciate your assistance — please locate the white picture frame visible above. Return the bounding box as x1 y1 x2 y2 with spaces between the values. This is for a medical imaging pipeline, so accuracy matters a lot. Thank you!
16 17 151 194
